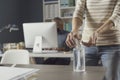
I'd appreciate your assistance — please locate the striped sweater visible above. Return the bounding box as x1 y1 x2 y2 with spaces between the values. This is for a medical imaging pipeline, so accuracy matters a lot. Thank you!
73 0 120 46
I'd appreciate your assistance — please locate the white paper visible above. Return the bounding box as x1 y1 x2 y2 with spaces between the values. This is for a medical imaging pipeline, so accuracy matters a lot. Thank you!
0 66 39 80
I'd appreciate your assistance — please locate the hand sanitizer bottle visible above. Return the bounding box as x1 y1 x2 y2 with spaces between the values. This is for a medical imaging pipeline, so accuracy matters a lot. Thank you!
73 39 85 72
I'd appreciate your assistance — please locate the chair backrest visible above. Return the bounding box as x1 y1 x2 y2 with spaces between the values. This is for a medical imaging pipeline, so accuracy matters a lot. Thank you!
0 49 30 64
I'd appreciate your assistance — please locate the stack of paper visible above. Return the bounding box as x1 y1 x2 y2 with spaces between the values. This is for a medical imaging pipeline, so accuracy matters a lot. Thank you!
0 66 39 80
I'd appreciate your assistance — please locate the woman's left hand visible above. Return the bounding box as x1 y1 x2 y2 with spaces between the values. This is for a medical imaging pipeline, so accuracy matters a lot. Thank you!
82 31 98 47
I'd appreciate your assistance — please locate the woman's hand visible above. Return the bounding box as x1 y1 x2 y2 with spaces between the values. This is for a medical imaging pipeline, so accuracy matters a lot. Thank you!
82 31 98 47
66 31 81 48
82 20 114 47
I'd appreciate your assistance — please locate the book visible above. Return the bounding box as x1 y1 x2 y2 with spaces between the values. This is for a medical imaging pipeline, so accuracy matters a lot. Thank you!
69 0 75 6
60 0 69 7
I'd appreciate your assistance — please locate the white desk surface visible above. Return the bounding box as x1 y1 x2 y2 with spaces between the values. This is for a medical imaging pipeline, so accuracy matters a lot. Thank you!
0 51 73 58
29 51 73 58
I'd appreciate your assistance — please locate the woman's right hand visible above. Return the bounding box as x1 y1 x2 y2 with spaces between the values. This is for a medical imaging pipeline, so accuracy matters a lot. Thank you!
66 31 81 48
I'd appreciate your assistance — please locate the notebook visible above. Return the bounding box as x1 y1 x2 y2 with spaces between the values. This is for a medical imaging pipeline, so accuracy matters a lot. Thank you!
0 66 39 80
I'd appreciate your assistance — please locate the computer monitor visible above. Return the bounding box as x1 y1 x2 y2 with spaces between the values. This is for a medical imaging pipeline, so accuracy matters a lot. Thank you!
23 22 58 51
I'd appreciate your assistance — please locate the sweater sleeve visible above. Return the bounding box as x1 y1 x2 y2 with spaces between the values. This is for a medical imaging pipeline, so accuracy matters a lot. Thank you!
109 1 120 27
73 0 86 23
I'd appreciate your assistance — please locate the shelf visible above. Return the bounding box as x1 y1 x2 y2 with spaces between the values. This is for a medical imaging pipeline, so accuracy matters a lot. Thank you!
60 6 75 10
61 16 73 19
43 0 59 22
43 1 58 4
45 18 53 20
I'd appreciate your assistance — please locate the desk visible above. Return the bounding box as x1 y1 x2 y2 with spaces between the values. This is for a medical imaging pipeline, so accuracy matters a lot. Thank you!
0 51 73 58
0 52 73 64
29 51 73 58
15 64 105 80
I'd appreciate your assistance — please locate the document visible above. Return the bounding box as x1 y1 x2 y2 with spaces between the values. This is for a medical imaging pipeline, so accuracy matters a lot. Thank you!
0 66 39 80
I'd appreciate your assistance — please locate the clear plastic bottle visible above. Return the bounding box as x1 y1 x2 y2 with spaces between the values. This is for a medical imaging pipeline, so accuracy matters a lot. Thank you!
73 39 85 72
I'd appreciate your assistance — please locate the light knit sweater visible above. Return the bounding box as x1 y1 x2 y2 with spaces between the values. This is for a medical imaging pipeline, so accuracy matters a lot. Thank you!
73 0 120 46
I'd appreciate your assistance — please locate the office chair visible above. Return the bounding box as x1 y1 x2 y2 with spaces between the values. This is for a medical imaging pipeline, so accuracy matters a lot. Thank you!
0 49 30 65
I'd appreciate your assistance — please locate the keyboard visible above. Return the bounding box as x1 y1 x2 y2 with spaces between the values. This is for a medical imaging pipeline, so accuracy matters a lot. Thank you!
42 50 58 53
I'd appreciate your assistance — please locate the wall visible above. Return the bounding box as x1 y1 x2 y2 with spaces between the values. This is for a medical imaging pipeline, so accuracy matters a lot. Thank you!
0 0 43 43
